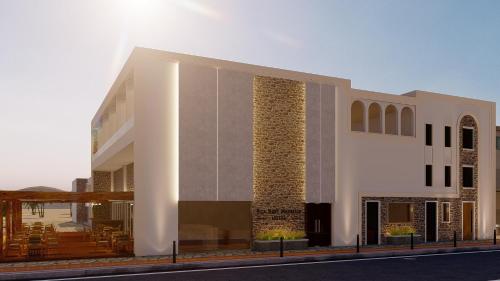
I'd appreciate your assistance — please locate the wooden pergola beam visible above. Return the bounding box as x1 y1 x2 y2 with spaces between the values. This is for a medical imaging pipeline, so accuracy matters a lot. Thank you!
0 191 133 203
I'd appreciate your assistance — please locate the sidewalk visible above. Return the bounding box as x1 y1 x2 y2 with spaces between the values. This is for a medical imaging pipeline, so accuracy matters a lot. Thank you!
1 240 499 280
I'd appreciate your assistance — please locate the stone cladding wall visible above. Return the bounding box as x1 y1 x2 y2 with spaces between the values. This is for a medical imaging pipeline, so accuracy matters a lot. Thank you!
252 76 306 237
459 115 478 238
126 163 134 191
92 171 111 192
113 168 124 192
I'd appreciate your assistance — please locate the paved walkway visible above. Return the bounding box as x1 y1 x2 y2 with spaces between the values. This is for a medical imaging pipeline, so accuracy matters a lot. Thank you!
0 240 497 274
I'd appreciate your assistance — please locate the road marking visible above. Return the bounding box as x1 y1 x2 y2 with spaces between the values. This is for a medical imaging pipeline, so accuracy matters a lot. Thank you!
40 249 500 280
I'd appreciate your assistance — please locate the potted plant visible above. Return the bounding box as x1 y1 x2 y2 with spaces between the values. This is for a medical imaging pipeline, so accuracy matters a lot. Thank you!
253 229 309 251
385 225 423 245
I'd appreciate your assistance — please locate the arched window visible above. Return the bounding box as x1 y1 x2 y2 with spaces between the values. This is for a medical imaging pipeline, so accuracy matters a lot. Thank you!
351 101 365 132
385 105 398 135
368 103 382 133
401 107 414 136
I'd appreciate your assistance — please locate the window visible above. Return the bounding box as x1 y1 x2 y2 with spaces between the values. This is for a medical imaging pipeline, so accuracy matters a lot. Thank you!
351 101 365 132
385 105 398 135
496 136 500 150
426 124 433 146
442 203 450 223
425 165 433 187
368 103 382 133
445 166 451 187
445 126 451 147
401 107 414 136
388 203 412 223
462 166 474 188
462 128 474 149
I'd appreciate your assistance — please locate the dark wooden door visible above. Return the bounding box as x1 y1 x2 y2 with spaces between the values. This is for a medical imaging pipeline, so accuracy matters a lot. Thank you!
305 203 331 246
426 202 437 242
366 202 379 245
463 203 473 240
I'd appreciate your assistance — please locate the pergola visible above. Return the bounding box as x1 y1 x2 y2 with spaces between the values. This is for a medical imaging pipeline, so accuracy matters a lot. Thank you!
0 191 133 257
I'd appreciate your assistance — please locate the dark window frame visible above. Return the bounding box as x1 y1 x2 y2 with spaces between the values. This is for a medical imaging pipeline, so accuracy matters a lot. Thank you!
462 166 474 188
462 127 474 150
425 165 433 187
445 166 451 187
445 126 451 147
426 124 433 146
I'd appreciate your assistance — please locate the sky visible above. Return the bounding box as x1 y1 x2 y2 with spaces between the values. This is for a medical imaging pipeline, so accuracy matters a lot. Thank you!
0 0 499 191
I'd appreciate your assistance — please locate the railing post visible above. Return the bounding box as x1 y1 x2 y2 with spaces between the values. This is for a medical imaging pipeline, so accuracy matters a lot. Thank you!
356 234 360 253
280 237 284 257
172 240 176 263
453 231 457 248
410 233 414 250
494 229 497 245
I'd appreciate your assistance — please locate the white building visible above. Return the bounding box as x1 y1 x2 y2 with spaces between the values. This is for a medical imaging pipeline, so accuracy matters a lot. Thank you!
90 47 496 256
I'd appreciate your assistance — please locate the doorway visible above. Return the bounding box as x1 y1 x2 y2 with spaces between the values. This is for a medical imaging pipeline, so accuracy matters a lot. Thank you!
462 202 474 240
366 201 379 245
305 203 331 246
425 201 437 242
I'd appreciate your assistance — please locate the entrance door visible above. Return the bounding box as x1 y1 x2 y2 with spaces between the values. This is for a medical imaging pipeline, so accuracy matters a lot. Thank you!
463 202 474 240
305 203 331 246
366 202 379 245
425 202 437 242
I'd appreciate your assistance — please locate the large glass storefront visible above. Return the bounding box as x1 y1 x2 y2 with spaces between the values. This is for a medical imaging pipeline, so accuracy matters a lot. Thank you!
0 197 133 262
178 201 251 252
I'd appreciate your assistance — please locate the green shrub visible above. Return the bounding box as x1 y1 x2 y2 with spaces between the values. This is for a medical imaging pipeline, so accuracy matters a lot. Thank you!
255 229 306 240
387 225 416 236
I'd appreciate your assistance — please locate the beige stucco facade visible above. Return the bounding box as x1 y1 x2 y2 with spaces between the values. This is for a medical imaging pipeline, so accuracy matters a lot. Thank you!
90 47 496 256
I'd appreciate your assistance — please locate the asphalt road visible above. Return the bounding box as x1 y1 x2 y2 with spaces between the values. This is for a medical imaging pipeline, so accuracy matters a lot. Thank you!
45 250 500 281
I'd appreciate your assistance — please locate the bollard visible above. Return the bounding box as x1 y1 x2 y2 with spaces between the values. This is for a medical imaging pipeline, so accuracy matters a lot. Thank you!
410 233 414 250
495 229 497 245
280 237 284 257
172 241 176 263
356 234 360 253
453 231 457 247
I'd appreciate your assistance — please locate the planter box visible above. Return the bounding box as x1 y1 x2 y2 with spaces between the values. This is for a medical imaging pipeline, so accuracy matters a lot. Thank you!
386 235 423 245
253 239 309 251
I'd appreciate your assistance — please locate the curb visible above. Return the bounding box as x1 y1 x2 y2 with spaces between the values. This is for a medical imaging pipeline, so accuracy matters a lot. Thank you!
2 245 500 280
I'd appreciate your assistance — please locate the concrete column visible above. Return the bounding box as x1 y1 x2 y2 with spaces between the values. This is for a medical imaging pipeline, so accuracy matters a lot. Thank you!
133 52 179 256
333 84 357 246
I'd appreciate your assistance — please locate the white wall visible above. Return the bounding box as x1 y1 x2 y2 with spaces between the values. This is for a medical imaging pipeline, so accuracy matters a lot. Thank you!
179 64 253 201
179 63 218 201
306 83 335 203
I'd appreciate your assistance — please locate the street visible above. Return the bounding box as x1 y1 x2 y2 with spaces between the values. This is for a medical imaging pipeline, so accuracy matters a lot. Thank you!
43 250 500 281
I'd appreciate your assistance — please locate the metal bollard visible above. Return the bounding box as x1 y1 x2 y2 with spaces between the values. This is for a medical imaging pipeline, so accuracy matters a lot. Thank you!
280 237 284 257
453 231 457 247
356 234 360 253
410 233 414 250
495 229 497 245
173 241 176 263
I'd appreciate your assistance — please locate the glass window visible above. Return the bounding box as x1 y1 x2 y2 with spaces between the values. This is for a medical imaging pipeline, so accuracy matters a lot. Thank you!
445 126 451 147
462 166 474 188
426 124 433 146
462 128 474 149
442 203 450 223
445 166 451 187
496 136 500 150
426 165 433 187
388 203 412 223
178 202 251 252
